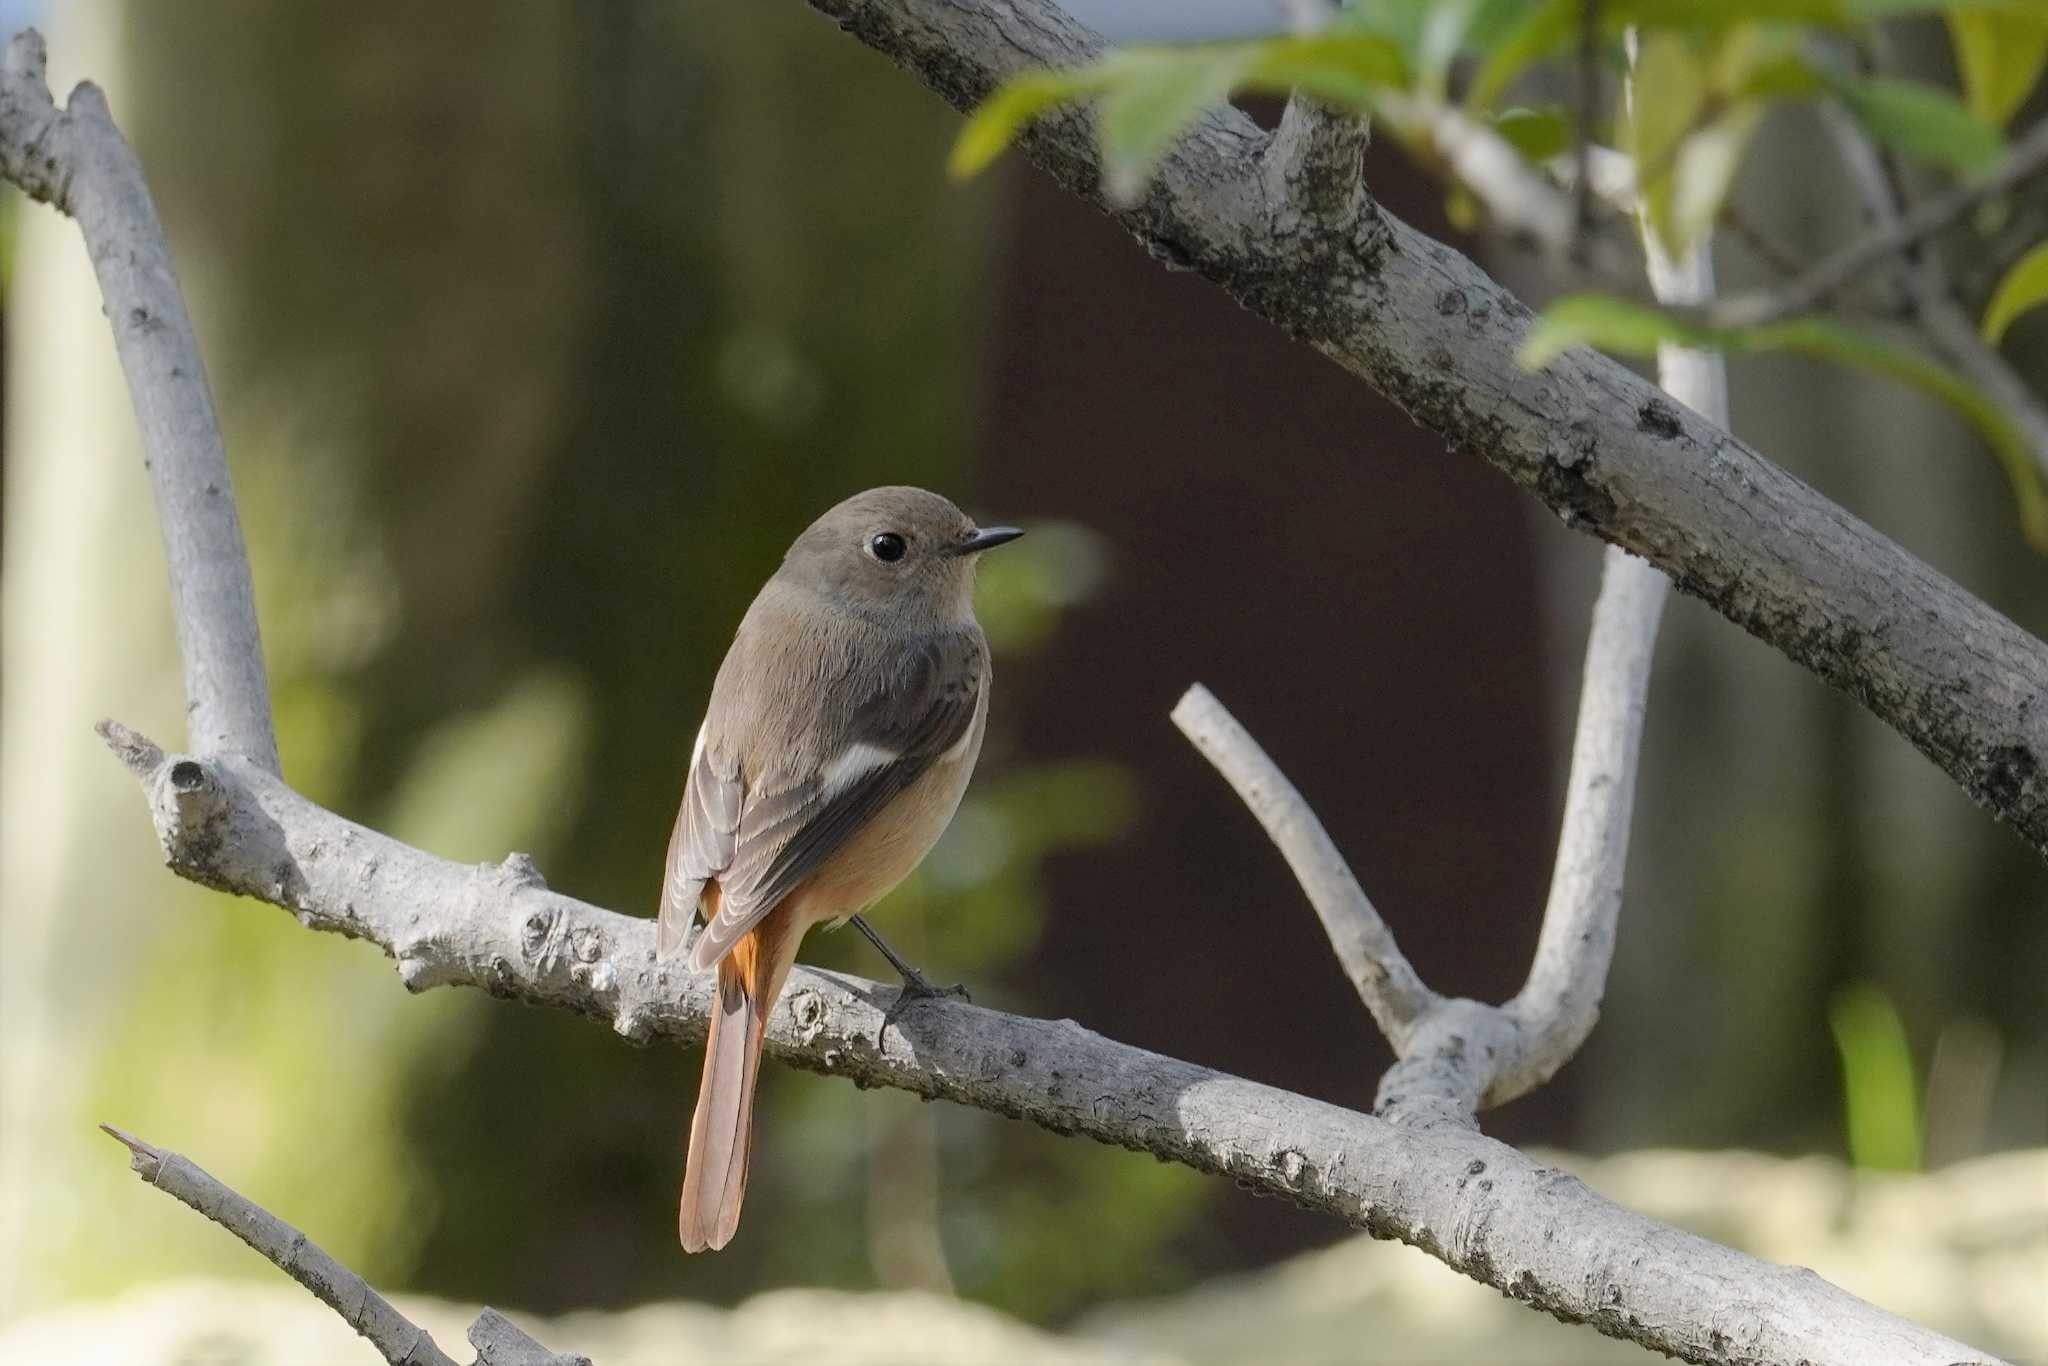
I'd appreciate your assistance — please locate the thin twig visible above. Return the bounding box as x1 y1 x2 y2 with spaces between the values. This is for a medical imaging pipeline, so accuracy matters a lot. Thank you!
1717 117 2048 329
1171 684 1438 1045
99 1125 462 1366
1818 102 2048 482
0 30 278 771
1718 201 1805 281
98 1126 588 1366
1497 549 1667 1095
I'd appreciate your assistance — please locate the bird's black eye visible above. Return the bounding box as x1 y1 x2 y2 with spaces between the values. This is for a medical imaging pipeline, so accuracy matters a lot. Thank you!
866 532 907 563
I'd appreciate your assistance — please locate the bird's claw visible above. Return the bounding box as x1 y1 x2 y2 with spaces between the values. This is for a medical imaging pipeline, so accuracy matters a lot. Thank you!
876 969 969 1046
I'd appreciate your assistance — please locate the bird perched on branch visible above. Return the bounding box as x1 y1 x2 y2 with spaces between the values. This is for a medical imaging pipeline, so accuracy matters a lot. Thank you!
657 485 1021 1253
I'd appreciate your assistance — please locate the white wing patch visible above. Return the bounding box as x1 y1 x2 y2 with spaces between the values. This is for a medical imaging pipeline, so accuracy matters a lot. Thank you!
819 741 900 798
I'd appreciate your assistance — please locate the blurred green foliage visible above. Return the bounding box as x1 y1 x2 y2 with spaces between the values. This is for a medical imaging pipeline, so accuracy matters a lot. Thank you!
1982 240 2048 344
1830 982 1925 1171
24 0 1212 1324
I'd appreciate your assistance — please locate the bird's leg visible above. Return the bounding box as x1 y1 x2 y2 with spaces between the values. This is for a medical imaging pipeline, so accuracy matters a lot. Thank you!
849 914 969 1005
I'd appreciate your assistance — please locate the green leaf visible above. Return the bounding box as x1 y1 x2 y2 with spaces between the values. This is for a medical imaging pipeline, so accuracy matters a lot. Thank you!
1626 32 1709 253
1631 0 2034 20
949 31 1405 196
949 70 1107 180
1466 0 1575 111
1341 0 1432 63
1494 106 1573 160
1242 30 1409 106
1948 6 2048 127
1521 294 2048 548
1462 0 2035 112
1090 32 1408 201
1628 0 1852 21
1666 102 1767 254
1852 0 2038 17
1831 983 1923 1173
1982 240 2048 345
1711 23 1822 99
1097 51 1256 202
1413 0 1534 95
1518 293 1717 366
1828 73 2005 172
1729 51 1825 100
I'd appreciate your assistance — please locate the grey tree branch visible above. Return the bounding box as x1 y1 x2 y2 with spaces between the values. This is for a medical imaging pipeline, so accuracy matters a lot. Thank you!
1817 102 2048 483
98 1126 586 1366
1497 546 1667 1096
1492 52 1705 1106
0 15 2015 1366
804 0 2048 859
0 30 277 772
1717 116 2048 330
95 724 2001 1366
1171 684 1438 1045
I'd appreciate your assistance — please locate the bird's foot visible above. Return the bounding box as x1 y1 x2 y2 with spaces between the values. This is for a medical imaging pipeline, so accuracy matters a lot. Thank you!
877 969 969 1046
891 965 971 1005
852 914 969 1043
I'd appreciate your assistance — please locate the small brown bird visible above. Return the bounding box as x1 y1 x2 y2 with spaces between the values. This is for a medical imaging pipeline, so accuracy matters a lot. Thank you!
657 486 1020 1253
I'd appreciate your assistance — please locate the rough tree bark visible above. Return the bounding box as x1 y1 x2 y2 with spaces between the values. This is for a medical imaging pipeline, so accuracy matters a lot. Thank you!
0 18 2018 1366
802 0 2048 858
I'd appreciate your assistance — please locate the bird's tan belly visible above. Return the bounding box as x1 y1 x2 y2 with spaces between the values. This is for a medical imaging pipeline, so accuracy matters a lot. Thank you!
792 744 980 928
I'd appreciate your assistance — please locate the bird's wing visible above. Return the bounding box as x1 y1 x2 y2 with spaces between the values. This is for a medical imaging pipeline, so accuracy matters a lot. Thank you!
657 720 745 957
684 630 985 972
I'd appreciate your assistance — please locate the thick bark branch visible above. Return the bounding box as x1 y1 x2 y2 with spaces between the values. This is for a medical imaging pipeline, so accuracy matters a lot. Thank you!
803 0 2048 858
99 1127 585 1366
98 726 2001 1366
0 31 277 771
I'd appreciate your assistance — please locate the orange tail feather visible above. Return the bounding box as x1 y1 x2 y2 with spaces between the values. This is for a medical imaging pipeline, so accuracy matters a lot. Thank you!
679 903 799 1252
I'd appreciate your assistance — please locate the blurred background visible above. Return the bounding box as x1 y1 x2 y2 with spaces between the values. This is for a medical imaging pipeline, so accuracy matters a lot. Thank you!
2 0 2043 1358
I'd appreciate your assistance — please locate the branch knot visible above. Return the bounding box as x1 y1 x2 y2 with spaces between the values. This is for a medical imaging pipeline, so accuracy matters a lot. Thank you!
1262 94 1376 244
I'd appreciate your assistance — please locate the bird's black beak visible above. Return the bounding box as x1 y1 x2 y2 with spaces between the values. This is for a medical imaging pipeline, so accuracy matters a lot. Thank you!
954 526 1024 556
